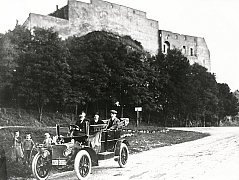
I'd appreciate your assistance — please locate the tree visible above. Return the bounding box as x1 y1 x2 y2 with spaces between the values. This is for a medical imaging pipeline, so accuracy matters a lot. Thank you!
218 83 238 122
66 31 149 118
189 64 219 126
154 49 192 126
0 25 32 106
14 27 71 121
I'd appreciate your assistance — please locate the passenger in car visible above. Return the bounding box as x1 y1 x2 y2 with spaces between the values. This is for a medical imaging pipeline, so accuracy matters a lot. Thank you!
107 110 121 130
90 112 105 125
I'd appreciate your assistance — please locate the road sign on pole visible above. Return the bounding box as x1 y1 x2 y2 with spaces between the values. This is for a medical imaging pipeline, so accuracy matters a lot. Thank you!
135 107 142 112
135 107 142 127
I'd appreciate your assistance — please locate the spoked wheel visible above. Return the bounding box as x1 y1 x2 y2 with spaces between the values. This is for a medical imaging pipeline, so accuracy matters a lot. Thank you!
32 152 51 180
74 150 92 180
118 143 129 168
30 148 38 164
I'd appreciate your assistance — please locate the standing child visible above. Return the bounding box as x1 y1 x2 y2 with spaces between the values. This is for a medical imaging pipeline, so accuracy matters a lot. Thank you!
43 133 52 148
22 134 35 165
12 131 24 162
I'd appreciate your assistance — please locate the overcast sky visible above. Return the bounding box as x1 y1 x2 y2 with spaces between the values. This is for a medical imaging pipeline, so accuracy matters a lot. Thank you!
1 0 239 91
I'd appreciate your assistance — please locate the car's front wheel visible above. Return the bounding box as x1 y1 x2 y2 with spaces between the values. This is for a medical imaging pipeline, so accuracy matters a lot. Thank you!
74 150 92 180
118 143 129 167
32 152 51 180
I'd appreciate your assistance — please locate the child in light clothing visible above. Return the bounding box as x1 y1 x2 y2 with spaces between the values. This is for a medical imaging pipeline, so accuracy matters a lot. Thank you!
43 133 52 148
22 134 35 165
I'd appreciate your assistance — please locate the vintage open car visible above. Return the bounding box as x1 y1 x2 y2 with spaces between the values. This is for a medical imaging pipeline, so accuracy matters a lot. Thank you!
31 118 129 180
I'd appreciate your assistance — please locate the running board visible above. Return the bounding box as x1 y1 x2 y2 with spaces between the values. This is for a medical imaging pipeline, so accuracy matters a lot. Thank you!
98 152 115 160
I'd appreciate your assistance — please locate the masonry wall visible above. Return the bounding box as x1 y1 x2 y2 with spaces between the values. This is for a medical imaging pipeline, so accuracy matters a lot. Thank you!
159 30 211 71
49 5 69 20
24 0 159 54
23 0 210 70
68 0 159 54
23 13 70 38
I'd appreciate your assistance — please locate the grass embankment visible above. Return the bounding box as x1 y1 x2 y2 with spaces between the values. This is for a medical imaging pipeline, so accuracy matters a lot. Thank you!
0 125 209 179
124 129 208 154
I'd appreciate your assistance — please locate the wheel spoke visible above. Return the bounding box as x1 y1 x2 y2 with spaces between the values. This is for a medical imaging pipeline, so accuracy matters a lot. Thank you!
121 147 128 165
35 155 50 178
78 155 90 177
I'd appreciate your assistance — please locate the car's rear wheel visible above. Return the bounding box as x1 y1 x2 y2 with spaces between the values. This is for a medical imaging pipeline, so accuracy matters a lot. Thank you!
32 152 51 180
118 143 129 167
74 150 92 180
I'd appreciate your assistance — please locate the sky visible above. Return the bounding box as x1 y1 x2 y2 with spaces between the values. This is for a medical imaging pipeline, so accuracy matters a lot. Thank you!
1 0 239 91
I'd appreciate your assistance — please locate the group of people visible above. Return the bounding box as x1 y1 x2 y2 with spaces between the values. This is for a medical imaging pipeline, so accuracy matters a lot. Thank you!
12 131 35 165
75 109 121 131
12 131 53 165
11 110 120 164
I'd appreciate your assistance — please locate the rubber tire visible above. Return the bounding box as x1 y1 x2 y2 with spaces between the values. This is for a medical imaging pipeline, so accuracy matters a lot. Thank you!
118 143 129 168
74 150 92 180
32 152 50 180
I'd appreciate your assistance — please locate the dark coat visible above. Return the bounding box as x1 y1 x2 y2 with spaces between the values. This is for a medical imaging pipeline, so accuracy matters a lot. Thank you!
0 145 7 180
107 117 121 130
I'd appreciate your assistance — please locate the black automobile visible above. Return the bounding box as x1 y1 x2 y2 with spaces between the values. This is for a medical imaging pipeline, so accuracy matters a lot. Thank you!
31 118 130 180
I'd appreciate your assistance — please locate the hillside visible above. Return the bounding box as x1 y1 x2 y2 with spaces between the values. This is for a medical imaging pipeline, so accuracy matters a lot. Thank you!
0 108 73 127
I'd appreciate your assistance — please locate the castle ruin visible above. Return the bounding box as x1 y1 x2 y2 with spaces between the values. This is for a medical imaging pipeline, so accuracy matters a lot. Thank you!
23 0 211 71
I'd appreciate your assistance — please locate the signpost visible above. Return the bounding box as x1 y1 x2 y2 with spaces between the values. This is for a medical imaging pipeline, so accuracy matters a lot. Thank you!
135 107 142 127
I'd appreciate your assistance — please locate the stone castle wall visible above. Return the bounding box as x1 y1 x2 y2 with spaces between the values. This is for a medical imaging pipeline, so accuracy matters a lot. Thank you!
68 0 159 54
24 13 70 37
23 0 210 70
24 0 159 54
159 30 210 71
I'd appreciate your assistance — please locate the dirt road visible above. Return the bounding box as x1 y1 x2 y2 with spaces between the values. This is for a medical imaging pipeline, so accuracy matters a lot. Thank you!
48 127 239 180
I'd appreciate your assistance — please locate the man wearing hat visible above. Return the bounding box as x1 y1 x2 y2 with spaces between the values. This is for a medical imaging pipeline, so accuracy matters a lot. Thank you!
107 110 121 130
90 112 105 125
75 111 90 130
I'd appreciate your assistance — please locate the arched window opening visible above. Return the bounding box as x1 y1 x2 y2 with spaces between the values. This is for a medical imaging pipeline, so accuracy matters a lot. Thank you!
163 41 170 54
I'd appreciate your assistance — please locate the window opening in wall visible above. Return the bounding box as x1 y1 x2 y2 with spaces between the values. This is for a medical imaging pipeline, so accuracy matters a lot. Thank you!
166 34 170 39
133 10 135 14
163 41 170 54
163 44 166 53
184 36 187 40
182 46 186 54
175 35 178 39
190 48 193 56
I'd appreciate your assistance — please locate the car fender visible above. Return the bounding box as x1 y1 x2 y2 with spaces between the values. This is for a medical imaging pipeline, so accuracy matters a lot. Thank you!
81 147 99 166
114 139 129 156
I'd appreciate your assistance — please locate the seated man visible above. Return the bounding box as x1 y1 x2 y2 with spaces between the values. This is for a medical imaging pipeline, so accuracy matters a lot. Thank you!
75 111 89 131
106 110 121 130
90 112 105 125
